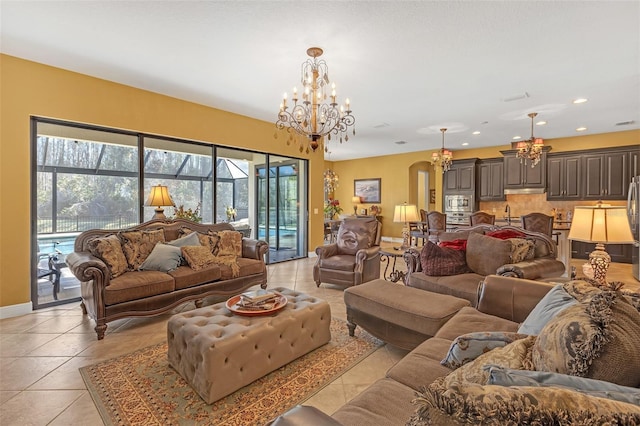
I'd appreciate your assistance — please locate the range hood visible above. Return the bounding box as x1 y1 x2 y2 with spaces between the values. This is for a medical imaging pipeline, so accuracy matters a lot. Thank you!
504 187 546 195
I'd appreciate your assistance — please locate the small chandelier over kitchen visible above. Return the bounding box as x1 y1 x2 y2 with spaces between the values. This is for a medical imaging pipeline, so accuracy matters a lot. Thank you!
323 168 339 194
275 47 355 154
514 112 544 168
431 128 453 173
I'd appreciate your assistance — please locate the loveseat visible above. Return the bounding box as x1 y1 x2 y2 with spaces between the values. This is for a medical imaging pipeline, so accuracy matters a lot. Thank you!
66 219 268 339
273 276 640 425
404 224 565 306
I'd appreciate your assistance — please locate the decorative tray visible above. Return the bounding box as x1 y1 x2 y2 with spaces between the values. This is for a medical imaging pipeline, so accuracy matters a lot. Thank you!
225 294 288 316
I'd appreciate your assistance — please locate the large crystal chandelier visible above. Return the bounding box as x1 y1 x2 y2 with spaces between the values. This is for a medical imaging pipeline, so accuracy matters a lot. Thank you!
431 128 453 173
514 112 544 168
276 47 355 154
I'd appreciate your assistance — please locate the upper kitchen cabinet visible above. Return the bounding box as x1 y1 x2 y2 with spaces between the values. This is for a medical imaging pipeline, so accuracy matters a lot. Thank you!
501 148 549 193
547 153 581 200
477 158 505 201
583 149 629 200
444 159 477 193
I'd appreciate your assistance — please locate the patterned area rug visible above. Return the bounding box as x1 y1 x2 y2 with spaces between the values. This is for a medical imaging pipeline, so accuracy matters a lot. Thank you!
80 318 382 426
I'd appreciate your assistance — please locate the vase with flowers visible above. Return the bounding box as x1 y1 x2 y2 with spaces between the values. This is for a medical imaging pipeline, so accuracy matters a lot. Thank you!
226 206 237 222
171 203 202 223
324 198 343 219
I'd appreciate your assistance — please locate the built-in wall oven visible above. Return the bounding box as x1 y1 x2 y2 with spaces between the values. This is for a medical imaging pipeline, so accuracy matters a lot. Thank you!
444 195 473 225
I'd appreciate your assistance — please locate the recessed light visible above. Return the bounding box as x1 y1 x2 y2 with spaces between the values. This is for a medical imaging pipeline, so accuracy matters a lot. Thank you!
462 142 469 146
472 131 481 135
576 127 587 132
536 121 547 126
394 140 407 145
573 98 588 104
512 136 521 140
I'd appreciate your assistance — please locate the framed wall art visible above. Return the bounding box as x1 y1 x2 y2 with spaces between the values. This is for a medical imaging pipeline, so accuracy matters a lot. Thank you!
354 178 381 203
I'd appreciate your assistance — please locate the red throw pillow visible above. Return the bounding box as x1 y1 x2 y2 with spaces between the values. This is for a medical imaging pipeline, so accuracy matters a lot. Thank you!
439 239 467 251
486 229 526 240
420 241 472 276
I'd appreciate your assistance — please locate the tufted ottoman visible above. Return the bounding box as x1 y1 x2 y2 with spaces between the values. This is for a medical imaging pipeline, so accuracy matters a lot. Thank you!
167 287 331 404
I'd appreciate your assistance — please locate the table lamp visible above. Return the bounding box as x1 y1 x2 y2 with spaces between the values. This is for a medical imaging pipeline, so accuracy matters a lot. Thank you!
351 196 362 215
145 185 175 220
568 204 634 285
393 203 420 249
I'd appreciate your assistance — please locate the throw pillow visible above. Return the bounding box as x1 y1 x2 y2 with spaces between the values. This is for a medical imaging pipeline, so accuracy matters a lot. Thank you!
517 284 577 335
420 241 471 276
138 243 182 272
440 331 529 369
409 380 640 426
486 366 640 406
438 238 467 251
486 229 526 240
181 246 218 271
336 218 377 255
119 229 165 270
508 238 535 262
216 230 243 257
465 232 512 276
532 291 640 387
166 231 201 247
442 335 536 387
86 234 128 278
178 228 219 254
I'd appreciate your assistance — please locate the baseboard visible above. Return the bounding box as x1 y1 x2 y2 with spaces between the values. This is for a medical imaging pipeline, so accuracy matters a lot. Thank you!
0 302 33 319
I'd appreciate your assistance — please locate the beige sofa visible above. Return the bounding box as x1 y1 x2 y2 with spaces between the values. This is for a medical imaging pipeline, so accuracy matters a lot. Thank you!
404 224 565 306
273 276 640 425
66 219 268 339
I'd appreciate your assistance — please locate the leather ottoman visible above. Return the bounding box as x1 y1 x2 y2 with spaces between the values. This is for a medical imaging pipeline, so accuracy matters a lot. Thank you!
344 279 470 350
167 287 331 404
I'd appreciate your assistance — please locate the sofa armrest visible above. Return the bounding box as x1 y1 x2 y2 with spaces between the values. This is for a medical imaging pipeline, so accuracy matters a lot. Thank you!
497 258 565 280
242 238 269 260
271 405 342 426
476 275 555 323
66 251 110 285
355 246 380 263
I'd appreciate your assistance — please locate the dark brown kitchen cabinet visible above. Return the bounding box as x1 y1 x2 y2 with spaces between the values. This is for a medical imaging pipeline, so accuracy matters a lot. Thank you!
583 151 629 200
444 159 477 193
547 154 581 200
478 158 505 201
501 148 548 191
571 241 632 264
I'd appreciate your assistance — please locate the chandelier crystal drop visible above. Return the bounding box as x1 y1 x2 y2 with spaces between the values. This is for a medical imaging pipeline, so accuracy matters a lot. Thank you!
515 112 544 168
431 128 453 173
275 47 356 154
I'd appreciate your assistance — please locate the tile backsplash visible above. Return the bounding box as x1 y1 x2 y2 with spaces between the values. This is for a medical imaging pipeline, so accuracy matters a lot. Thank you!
480 194 626 221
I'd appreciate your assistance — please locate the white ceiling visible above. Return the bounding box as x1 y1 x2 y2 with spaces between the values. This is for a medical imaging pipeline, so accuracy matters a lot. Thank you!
2 1 639 161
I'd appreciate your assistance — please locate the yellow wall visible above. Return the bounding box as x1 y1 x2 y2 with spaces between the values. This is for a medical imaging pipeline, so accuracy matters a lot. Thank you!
330 130 639 240
0 54 326 308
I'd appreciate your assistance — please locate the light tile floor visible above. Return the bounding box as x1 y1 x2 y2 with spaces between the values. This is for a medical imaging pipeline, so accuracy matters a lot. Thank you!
0 254 636 425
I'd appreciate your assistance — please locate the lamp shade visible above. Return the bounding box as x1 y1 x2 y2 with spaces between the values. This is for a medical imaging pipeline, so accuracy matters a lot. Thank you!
352 196 362 204
145 185 175 207
568 205 634 243
393 204 419 223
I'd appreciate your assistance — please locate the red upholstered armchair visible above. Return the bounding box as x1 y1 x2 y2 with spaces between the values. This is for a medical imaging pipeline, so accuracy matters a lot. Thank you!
313 218 382 288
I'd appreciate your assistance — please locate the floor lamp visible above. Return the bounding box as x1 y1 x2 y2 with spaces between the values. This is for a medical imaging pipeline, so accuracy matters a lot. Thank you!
393 203 419 249
568 204 634 285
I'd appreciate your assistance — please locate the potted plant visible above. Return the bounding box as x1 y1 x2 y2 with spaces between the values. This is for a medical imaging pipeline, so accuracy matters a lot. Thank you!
171 203 202 223
324 198 343 219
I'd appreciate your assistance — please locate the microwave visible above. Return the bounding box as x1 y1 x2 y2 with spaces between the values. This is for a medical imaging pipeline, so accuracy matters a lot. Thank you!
445 195 472 212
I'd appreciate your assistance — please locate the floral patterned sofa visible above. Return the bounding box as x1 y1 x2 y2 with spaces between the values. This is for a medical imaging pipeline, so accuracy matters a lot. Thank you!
66 219 268 339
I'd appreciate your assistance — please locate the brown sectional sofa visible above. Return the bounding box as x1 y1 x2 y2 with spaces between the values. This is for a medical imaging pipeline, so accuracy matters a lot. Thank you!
273 275 640 425
403 224 565 306
66 219 268 339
